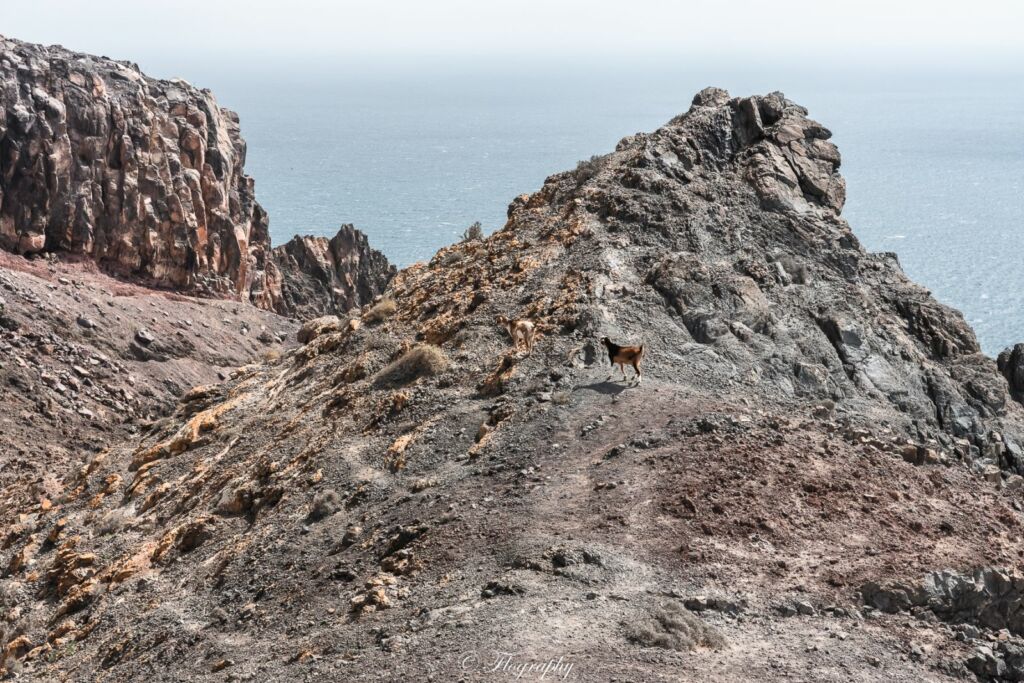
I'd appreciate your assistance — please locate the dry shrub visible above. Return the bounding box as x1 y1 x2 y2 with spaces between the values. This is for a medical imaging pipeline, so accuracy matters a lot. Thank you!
625 603 725 651
573 154 605 185
334 358 368 385
411 478 438 492
363 298 397 324
551 390 572 405
96 508 135 535
308 489 340 522
374 344 449 387
461 221 484 242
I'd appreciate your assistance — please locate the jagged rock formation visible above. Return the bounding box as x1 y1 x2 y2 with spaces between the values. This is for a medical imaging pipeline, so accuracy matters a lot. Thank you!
4 88 1024 680
0 35 392 317
862 569 1024 680
862 568 1024 634
266 224 396 320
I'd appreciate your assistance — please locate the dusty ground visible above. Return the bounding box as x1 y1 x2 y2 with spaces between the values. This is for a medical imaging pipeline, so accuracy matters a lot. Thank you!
5 339 1020 681
0 251 296 524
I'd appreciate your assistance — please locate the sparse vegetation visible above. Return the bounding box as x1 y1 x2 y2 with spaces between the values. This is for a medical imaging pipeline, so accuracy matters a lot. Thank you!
96 508 135 535
363 298 397 324
374 344 449 387
0 579 21 610
461 221 484 242
551 390 572 405
44 641 78 664
573 154 606 185
624 603 725 651
410 477 438 492
308 489 340 521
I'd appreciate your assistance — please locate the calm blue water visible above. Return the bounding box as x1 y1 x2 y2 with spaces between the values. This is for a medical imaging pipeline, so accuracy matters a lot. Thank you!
194 64 1022 355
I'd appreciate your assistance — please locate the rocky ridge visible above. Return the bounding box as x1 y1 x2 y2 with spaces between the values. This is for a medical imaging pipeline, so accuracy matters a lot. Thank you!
3 86 1024 681
0 35 392 318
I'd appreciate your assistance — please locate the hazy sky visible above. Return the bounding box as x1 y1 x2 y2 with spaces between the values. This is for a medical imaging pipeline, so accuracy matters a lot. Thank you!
3 0 1023 76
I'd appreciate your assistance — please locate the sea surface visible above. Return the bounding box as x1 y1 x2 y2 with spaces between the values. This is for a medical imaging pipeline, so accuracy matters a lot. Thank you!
195 63 1022 355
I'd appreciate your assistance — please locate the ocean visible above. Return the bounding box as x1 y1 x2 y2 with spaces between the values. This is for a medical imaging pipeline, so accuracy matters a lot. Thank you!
196 63 1023 356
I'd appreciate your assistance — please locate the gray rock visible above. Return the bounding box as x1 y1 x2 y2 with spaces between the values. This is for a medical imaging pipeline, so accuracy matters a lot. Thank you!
795 600 816 616
863 568 1024 635
999 344 1024 400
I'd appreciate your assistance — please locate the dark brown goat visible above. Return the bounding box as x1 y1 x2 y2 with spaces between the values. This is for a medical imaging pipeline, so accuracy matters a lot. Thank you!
600 336 644 384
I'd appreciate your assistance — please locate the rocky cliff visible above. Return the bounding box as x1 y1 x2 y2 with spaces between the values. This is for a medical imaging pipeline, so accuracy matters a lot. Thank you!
3 88 1024 681
0 35 392 318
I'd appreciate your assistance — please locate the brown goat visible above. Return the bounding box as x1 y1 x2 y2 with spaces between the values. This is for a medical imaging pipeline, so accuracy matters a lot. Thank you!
497 315 535 355
601 336 644 384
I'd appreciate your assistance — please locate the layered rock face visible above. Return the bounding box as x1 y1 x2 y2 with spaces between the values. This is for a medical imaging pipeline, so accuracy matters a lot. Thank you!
5 89 1024 680
0 35 272 297
265 224 396 319
0 35 393 317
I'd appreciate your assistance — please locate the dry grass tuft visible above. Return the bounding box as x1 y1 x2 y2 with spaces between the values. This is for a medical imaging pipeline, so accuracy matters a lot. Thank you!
624 603 725 651
374 344 449 387
96 508 135 536
363 298 397 324
308 489 341 522
551 390 572 405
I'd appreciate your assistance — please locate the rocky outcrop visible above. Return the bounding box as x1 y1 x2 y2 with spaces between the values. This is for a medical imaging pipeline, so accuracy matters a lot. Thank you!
862 569 1024 680
265 224 396 319
862 568 1024 633
0 35 392 317
999 344 1024 400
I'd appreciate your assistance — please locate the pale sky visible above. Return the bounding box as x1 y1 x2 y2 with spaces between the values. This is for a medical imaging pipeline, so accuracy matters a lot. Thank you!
3 0 1023 74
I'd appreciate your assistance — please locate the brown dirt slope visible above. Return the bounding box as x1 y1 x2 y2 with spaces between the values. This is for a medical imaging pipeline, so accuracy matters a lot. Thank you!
0 251 295 530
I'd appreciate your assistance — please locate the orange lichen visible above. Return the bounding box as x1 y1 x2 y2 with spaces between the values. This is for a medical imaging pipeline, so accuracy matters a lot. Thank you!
130 395 244 469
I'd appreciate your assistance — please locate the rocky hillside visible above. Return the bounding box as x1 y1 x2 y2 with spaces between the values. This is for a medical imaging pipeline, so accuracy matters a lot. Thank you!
4 88 1024 681
0 35 392 318
0 249 296 539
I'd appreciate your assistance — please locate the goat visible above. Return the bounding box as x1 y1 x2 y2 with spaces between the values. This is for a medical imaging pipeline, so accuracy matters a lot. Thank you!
497 315 535 355
600 336 644 384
